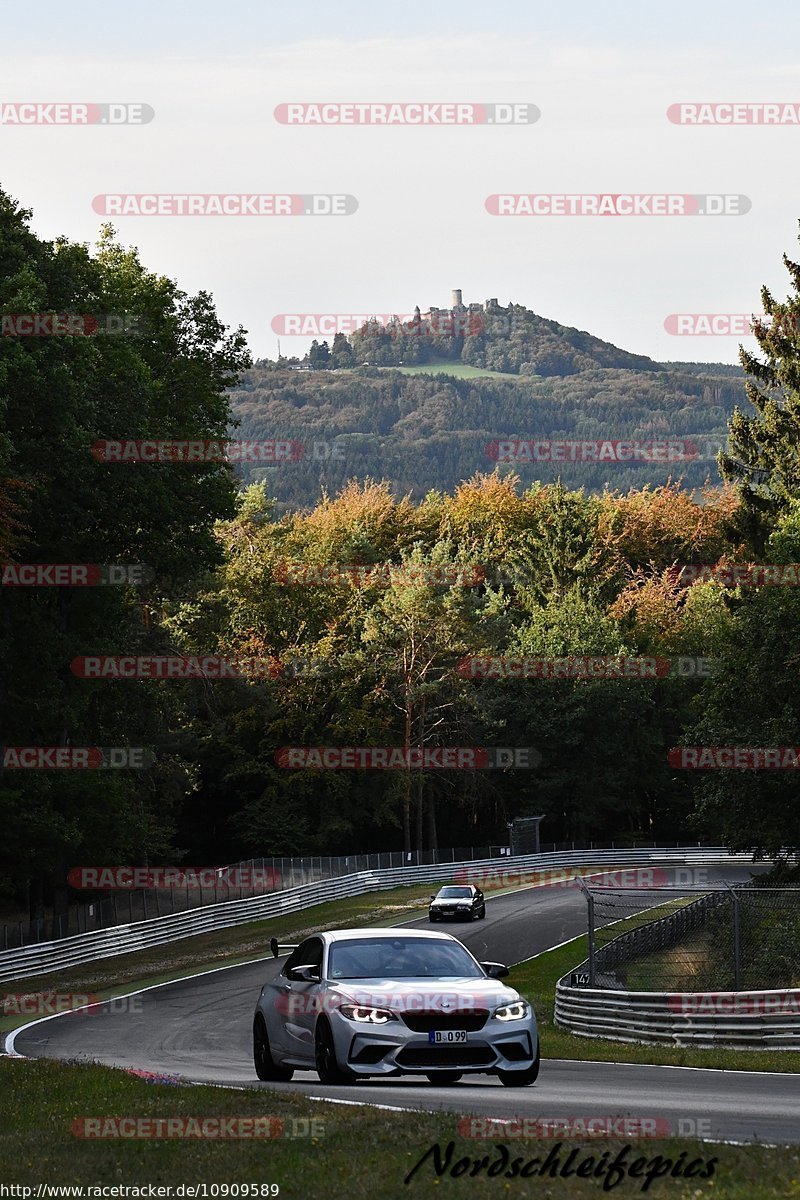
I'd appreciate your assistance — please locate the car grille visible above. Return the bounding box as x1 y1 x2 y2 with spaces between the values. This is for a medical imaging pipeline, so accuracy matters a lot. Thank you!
396 1045 496 1068
401 1011 488 1033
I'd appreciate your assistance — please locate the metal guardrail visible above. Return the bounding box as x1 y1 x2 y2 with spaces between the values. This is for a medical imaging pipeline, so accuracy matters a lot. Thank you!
556 875 800 1048
555 983 800 1048
3 839 684 950
0 847 747 984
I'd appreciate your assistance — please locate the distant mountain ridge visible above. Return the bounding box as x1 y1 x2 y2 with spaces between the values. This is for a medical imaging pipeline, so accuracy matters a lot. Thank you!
235 298 745 509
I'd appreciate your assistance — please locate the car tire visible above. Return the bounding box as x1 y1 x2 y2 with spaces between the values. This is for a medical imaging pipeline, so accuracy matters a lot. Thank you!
479 905 486 919
425 1072 462 1084
315 1017 356 1084
253 1015 294 1082
497 1043 540 1086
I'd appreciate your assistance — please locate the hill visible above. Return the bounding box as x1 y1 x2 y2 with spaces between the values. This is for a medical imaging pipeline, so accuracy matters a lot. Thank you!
231 300 745 509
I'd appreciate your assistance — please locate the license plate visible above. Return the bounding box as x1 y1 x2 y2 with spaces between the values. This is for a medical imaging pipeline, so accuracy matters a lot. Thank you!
428 1030 467 1044
442 910 454 916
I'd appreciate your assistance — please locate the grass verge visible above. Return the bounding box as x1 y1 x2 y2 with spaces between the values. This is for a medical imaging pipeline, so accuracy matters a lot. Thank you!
509 937 800 1073
0 1057 797 1198
379 361 520 379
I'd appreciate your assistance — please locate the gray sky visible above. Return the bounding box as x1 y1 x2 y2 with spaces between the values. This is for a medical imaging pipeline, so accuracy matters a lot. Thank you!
3 1 800 364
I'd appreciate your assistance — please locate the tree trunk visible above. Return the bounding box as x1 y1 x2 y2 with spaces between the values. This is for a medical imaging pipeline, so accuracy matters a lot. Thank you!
403 702 412 853
426 791 438 850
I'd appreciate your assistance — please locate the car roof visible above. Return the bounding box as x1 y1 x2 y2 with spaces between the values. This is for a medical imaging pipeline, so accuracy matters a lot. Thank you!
320 927 460 943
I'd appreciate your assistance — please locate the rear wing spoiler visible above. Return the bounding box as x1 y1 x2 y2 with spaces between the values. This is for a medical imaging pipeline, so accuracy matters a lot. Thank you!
270 937 299 958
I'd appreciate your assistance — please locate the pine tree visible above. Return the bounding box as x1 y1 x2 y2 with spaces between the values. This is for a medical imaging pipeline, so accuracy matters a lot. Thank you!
720 223 800 546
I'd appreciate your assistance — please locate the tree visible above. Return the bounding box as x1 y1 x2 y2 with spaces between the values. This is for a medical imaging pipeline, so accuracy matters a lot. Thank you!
0 189 250 913
720 223 800 548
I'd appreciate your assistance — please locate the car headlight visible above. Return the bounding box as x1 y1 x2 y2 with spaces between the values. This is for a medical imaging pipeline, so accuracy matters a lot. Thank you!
339 1004 397 1024
493 1000 528 1022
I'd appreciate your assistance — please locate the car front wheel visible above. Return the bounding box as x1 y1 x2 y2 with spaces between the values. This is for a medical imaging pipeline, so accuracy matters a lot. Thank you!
253 1015 294 1082
315 1018 356 1084
497 1043 540 1086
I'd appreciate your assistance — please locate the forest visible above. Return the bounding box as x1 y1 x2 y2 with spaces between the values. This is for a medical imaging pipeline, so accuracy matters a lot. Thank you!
2 187 799 920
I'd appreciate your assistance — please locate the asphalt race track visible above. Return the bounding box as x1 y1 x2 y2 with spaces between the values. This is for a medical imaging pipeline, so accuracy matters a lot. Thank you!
10 862 800 1145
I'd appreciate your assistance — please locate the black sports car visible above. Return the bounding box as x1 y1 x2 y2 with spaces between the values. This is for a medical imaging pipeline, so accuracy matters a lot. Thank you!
429 884 486 921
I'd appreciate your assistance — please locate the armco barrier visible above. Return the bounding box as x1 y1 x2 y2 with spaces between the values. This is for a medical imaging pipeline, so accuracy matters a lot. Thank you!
554 983 800 1048
0 847 750 984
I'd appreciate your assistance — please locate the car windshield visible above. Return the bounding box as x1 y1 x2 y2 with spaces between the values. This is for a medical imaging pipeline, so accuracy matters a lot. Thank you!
437 887 472 898
328 937 484 979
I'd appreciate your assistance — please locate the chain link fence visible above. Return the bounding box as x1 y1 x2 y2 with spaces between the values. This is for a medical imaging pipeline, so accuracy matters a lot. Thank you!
2 837 684 950
580 883 800 992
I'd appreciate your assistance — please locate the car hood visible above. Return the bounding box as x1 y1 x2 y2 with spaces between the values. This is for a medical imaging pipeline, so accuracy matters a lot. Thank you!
325 977 519 1011
430 897 472 905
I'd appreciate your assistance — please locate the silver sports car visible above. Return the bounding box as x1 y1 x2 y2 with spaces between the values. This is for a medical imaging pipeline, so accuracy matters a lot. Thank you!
253 927 539 1086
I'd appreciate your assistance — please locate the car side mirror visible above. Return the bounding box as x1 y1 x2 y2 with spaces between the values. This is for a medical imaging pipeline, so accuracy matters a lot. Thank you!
480 961 509 979
430 895 436 901
288 964 319 982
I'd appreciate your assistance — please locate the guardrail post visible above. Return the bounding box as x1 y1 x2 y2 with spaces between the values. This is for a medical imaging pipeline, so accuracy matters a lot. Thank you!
724 881 742 990
575 877 596 986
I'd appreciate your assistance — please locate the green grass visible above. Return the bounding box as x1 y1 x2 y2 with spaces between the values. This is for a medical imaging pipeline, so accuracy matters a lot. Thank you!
0 1058 797 1197
379 361 521 379
509 936 800 1073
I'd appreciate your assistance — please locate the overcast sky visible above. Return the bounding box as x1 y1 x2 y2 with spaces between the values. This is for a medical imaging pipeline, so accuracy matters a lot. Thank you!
2 1 800 364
